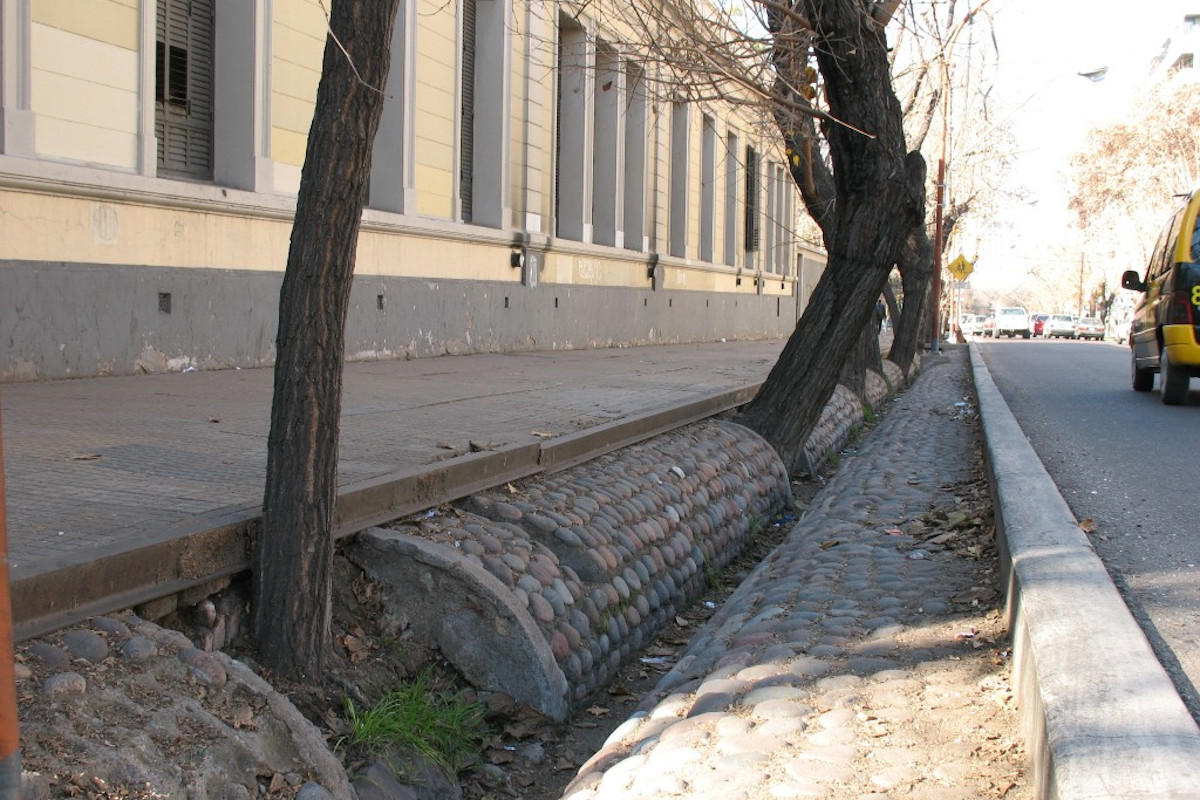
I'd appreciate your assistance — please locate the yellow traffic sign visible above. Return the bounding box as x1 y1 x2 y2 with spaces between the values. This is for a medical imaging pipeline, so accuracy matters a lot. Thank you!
947 254 974 281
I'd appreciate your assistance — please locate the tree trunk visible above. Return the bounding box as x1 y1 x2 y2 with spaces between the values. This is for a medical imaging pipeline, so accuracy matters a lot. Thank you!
888 227 933 372
882 281 901 332
741 0 926 475
254 0 400 680
839 321 882 401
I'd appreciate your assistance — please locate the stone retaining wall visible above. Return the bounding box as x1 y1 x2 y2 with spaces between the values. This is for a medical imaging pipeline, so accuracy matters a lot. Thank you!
347 419 791 720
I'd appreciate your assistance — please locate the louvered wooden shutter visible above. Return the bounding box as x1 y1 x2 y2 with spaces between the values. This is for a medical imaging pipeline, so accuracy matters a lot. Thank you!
459 0 477 222
156 0 214 180
744 146 760 251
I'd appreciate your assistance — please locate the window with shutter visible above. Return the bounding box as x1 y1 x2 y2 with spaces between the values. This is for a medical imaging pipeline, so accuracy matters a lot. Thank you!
459 0 477 222
744 146 760 252
156 0 214 180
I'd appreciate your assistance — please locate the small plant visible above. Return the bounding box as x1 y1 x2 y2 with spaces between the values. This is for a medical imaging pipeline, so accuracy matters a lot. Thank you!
847 424 863 446
827 452 842 470
342 669 489 771
703 559 723 589
862 405 877 425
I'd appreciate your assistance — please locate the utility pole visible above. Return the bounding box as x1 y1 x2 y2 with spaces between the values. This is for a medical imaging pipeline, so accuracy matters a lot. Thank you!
1078 253 1085 317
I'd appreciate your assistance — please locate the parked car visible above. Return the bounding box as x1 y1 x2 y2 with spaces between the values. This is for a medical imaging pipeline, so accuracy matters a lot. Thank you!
1074 317 1104 340
979 314 996 337
994 306 1031 338
959 313 980 336
1122 190 1200 404
1045 314 1077 338
1030 313 1049 337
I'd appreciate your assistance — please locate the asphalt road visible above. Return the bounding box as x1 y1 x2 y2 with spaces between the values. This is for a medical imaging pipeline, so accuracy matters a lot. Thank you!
977 336 1200 722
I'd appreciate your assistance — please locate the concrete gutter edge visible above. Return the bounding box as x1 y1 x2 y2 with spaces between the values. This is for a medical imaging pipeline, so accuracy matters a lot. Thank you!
969 345 1200 800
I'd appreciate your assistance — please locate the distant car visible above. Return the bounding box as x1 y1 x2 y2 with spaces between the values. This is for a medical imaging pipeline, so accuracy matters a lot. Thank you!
959 314 980 336
1074 317 1104 340
1030 313 1049 337
979 314 996 337
994 306 1031 338
1045 314 1076 339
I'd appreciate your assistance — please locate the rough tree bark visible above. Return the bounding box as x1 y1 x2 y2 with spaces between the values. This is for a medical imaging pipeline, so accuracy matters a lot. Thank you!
254 0 401 680
741 0 926 475
887 228 933 372
839 323 883 401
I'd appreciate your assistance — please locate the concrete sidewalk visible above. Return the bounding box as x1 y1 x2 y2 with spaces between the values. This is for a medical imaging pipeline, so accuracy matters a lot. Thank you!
7 337 1200 799
1 340 785 638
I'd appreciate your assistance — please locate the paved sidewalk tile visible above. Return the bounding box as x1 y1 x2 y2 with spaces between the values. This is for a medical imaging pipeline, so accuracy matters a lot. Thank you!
1 341 784 579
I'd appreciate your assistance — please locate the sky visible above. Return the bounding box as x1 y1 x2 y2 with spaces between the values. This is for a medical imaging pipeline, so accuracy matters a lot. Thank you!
960 0 1191 295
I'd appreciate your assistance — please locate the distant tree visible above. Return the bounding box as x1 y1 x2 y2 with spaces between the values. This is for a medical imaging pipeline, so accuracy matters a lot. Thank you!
886 0 1001 366
254 0 401 680
1069 77 1200 282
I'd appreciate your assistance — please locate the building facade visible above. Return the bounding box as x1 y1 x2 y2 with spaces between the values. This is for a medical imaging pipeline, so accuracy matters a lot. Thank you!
0 0 824 380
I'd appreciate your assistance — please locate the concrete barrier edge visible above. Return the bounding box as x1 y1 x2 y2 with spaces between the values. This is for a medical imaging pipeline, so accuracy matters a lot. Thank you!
969 344 1200 800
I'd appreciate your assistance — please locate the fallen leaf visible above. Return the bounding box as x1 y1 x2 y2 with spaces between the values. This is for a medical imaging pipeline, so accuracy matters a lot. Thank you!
531 429 555 438
608 684 631 696
674 615 690 627
341 634 372 663
69 453 102 461
487 748 515 765
208 417 221 423
506 483 518 494
1079 518 1098 534
820 540 843 550
883 528 906 537
435 441 457 450
503 720 536 739
586 705 611 717
228 704 255 730
929 531 957 545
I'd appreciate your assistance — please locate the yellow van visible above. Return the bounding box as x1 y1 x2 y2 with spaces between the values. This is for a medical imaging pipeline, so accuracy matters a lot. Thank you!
1121 190 1200 404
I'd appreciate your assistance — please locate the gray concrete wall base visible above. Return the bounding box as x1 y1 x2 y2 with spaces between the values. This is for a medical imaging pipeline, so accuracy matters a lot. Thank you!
0 261 800 381
970 346 1200 800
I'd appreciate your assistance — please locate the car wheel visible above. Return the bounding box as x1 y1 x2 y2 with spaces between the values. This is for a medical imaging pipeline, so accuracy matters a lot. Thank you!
1132 350 1154 392
1161 350 1190 405
1022 331 1030 339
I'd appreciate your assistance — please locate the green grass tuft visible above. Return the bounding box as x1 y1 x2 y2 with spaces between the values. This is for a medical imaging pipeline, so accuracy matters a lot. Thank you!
342 669 489 771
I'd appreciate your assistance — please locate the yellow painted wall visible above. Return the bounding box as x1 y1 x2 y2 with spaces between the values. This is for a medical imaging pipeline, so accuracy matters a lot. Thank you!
0 189 518 283
271 0 325 169
34 0 137 50
30 14 138 169
542 251 650 288
414 0 457 219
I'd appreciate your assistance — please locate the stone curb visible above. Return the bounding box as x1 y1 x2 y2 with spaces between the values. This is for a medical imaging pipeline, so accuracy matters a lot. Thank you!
970 345 1200 799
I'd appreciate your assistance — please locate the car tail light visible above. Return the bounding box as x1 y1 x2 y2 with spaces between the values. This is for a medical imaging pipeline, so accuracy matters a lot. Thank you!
1166 290 1195 325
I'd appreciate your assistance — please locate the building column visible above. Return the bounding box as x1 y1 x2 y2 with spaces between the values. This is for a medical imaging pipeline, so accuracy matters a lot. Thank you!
0 0 35 157
556 19 594 243
370 0 417 213
213 0 275 191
